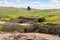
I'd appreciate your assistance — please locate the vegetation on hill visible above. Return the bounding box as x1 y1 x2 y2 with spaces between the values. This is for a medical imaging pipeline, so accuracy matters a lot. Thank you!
0 7 60 24
0 7 60 36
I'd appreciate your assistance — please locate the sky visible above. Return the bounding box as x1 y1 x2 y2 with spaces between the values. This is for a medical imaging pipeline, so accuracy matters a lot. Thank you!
0 0 60 9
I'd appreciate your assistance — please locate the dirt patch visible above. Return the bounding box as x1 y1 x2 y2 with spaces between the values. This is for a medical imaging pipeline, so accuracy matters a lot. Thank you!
0 32 60 40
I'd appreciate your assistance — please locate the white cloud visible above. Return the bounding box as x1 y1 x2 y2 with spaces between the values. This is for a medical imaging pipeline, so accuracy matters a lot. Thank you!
0 0 60 9
0 0 9 4
51 0 60 4
15 0 60 9
49 0 60 9
0 0 4 4
16 0 19 2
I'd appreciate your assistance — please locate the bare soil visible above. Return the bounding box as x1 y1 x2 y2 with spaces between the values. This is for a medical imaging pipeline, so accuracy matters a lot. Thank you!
0 32 60 40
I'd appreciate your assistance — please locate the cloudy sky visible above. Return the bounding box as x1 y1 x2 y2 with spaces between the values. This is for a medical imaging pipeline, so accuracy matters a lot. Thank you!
0 0 60 9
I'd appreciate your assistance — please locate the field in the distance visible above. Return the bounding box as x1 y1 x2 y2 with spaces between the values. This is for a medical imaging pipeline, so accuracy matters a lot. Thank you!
0 7 60 24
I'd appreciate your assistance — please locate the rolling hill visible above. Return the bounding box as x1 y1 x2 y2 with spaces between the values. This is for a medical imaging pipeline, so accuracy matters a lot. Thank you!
0 7 60 24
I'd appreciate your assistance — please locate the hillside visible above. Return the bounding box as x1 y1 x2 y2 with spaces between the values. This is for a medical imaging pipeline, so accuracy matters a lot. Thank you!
0 7 60 39
0 7 60 24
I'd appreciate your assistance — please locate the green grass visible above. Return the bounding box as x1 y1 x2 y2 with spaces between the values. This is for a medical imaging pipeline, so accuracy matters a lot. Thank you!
0 24 3 31
0 7 60 24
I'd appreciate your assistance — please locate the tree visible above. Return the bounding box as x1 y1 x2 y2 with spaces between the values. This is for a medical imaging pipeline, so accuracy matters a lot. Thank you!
27 6 31 11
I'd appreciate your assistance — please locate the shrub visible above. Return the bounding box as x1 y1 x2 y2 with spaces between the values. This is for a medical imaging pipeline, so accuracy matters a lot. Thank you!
1 24 21 32
38 17 46 22
27 6 31 11
38 23 60 35
38 25 50 33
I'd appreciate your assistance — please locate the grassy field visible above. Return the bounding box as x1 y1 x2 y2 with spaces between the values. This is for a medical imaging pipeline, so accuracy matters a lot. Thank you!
0 7 60 24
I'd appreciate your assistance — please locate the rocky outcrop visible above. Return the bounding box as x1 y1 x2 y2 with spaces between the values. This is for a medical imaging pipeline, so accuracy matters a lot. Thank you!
18 16 45 23
24 24 38 33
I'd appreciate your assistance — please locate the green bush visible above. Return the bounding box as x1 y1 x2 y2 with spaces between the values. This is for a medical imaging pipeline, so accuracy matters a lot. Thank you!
0 24 3 31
